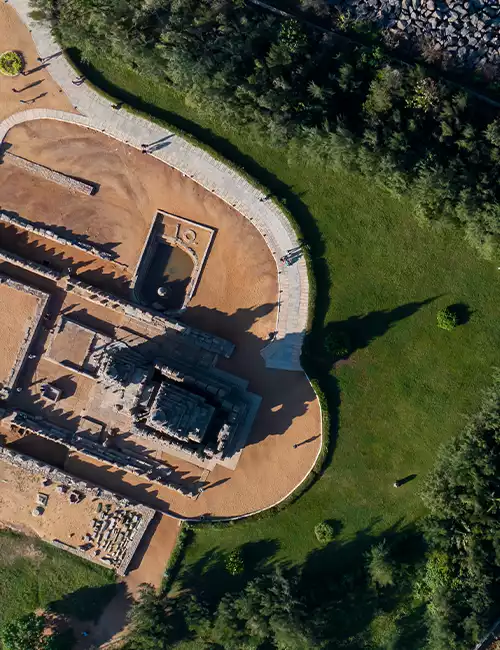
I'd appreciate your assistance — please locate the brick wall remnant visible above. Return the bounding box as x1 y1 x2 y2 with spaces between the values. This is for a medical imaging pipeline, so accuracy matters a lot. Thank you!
0 211 115 263
4 151 95 195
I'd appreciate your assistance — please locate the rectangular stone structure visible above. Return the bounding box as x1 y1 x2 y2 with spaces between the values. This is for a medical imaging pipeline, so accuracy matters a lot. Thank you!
0 443 155 576
0 273 49 399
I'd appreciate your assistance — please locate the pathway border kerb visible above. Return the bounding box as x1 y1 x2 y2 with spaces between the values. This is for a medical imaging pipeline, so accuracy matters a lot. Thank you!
7 0 309 373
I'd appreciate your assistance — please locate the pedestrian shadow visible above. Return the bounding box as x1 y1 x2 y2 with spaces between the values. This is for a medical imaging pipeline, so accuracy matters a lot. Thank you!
293 434 320 448
393 474 417 487
22 63 49 76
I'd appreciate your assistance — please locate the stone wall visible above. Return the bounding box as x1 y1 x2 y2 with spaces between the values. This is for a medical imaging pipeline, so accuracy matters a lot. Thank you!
0 247 62 281
131 422 209 488
0 211 115 263
0 444 155 575
66 277 235 358
4 152 95 195
0 274 48 398
9 410 199 500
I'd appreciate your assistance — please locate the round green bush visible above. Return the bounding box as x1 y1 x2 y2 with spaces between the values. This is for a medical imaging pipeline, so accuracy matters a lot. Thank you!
0 51 23 77
225 549 244 575
437 306 458 331
314 521 335 545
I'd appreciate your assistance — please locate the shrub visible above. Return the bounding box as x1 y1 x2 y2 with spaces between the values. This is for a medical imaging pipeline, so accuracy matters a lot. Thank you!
0 51 23 76
324 329 351 360
437 306 458 331
225 549 244 575
314 521 335 544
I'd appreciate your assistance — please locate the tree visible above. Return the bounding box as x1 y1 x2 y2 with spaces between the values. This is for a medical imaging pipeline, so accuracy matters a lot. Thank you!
225 548 244 575
437 306 458 331
314 521 335 545
420 373 500 648
366 541 394 588
195 569 316 650
127 584 173 650
1 614 45 650
31 0 500 256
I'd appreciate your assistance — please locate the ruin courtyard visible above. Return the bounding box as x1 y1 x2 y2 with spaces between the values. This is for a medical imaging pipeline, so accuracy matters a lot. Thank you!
0 0 320 593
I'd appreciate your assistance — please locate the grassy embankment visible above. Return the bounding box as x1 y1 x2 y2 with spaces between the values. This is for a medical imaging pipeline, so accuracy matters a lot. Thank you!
0 529 116 627
70 53 499 589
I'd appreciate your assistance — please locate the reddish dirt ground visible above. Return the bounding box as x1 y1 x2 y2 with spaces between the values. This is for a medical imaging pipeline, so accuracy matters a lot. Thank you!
0 4 73 121
0 7 320 646
0 118 321 517
72 516 181 649
0 280 42 386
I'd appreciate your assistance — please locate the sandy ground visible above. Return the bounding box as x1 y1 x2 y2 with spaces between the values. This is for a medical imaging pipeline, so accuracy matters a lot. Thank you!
2 121 159 272
0 5 320 646
0 3 73 121
0 280 42 386
48 319 95 368
72 515 181 650
0 455 114 548
126 514 180 594
0 119 321 517
0 222 131 295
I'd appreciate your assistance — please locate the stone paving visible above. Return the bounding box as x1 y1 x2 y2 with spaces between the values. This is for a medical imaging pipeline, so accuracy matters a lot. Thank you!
3 0 310 372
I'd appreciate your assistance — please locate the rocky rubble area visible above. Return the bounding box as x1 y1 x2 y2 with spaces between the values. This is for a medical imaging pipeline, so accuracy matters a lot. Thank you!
333 0 500 74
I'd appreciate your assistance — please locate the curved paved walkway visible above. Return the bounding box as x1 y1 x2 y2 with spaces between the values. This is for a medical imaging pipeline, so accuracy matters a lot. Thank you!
5 0 309 372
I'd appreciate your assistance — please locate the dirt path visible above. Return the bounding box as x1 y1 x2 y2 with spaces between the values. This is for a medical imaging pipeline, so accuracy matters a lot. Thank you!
73 515 181 649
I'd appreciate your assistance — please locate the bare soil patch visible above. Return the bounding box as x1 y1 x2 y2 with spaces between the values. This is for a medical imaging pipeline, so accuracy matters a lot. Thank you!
1 118 320 517
0 526 43 564
0 4 73 121
0 280 42 387
0 457 110 547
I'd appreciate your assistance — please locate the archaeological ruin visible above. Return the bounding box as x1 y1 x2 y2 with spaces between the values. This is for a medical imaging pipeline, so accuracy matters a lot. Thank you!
0 198 260 573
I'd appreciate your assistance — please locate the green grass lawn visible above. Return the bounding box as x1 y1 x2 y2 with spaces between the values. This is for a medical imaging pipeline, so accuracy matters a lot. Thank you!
75 53 500 593
0 530 116 626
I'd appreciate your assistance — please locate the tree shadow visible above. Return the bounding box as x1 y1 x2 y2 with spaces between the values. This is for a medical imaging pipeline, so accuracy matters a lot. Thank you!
324 518 344 537
317 296 440 368
300 297 436 490
170 523 427 649
178 538 281 603
299 521 425 649
448 302 472 326
48 583 120 622
394 473 417 487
